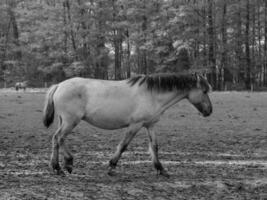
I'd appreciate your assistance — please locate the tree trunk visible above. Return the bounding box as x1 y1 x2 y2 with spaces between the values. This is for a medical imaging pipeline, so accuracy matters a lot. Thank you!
77 0 89 62
257 1 263 86
126 29 131 78
64 0 77 53
62 2 68 56
207 0 216 89
220 0 227 91
94 0 108 79
114 30 122 80
112 0 122 80
202 5 207 67
264 0 267 86
140 0 148 75
8 0 21 60
245 0 251 89
2 19 11 67
251 2 256 90
235 0 243 84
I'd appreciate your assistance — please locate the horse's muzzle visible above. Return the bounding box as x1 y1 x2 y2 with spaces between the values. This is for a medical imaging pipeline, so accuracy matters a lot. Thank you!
194 103 212 117
202 111 211 117
202 105 212 117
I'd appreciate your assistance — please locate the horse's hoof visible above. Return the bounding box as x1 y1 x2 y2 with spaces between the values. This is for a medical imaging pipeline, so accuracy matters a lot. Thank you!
51 162 65 176
63 157 73 174
50 168 65 176
64 166 73 174
158 170 170 178
56 169 66 176
107 170 116 176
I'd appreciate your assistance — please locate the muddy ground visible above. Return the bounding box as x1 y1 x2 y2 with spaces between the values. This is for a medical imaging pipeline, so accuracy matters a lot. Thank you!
0 90 267 199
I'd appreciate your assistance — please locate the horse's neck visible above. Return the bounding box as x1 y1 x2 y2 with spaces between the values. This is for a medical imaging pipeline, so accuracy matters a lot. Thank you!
153 90 187 113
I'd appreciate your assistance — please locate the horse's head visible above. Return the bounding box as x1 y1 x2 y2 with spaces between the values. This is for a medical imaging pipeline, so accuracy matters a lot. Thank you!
187 75 212 117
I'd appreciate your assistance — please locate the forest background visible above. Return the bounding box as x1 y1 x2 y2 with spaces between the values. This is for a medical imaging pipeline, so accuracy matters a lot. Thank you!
1 0 267 90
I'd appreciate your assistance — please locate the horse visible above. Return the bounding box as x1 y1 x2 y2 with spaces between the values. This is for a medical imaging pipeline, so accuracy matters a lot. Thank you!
43 73 212 177
15 81 28 91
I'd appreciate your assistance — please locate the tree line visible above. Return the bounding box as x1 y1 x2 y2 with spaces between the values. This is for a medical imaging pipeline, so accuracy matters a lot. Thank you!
0 0 267 90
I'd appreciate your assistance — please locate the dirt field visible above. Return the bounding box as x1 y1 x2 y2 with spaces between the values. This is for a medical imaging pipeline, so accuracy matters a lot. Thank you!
0 90 267 200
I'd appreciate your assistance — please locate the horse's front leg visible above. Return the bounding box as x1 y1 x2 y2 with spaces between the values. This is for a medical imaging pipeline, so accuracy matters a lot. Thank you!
146 126 169 178
108 123 143 175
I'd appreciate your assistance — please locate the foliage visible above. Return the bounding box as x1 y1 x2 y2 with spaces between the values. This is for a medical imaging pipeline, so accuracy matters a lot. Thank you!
0 0 267 90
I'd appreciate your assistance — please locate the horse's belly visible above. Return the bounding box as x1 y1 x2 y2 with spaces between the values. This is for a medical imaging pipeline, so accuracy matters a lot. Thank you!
84 117 129 130
84 104 133 130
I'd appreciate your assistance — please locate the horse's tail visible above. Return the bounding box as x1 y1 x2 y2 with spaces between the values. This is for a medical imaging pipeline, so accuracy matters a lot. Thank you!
43 84 58 128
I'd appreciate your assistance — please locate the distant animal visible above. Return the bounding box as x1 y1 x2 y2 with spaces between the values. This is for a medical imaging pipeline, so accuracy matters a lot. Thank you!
43 73 213 177
15 81 28 91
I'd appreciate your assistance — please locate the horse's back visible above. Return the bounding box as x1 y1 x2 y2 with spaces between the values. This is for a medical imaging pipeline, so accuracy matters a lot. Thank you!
55 77 131 99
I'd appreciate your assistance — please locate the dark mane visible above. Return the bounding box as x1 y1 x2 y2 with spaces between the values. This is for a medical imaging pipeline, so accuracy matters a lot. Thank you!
127 73 210 92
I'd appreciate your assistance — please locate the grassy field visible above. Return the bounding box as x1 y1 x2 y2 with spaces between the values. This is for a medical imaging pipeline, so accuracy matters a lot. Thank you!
0 90 267 199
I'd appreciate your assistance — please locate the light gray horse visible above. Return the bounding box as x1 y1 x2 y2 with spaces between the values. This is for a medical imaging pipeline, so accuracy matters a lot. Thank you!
43 73 212 177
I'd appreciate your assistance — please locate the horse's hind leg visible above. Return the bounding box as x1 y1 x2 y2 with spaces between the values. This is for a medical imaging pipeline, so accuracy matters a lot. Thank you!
50 116 79 175
59 127 75 174
50 126 64 175
146 127 169 178
108 123 143 175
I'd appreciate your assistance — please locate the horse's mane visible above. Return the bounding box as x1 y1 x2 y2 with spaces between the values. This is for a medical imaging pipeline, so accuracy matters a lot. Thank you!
127 73 210 92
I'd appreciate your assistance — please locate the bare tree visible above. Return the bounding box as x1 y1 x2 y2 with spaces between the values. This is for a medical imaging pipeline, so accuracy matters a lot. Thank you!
245 0 251 89
220 0 227 90
207 0 216 89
